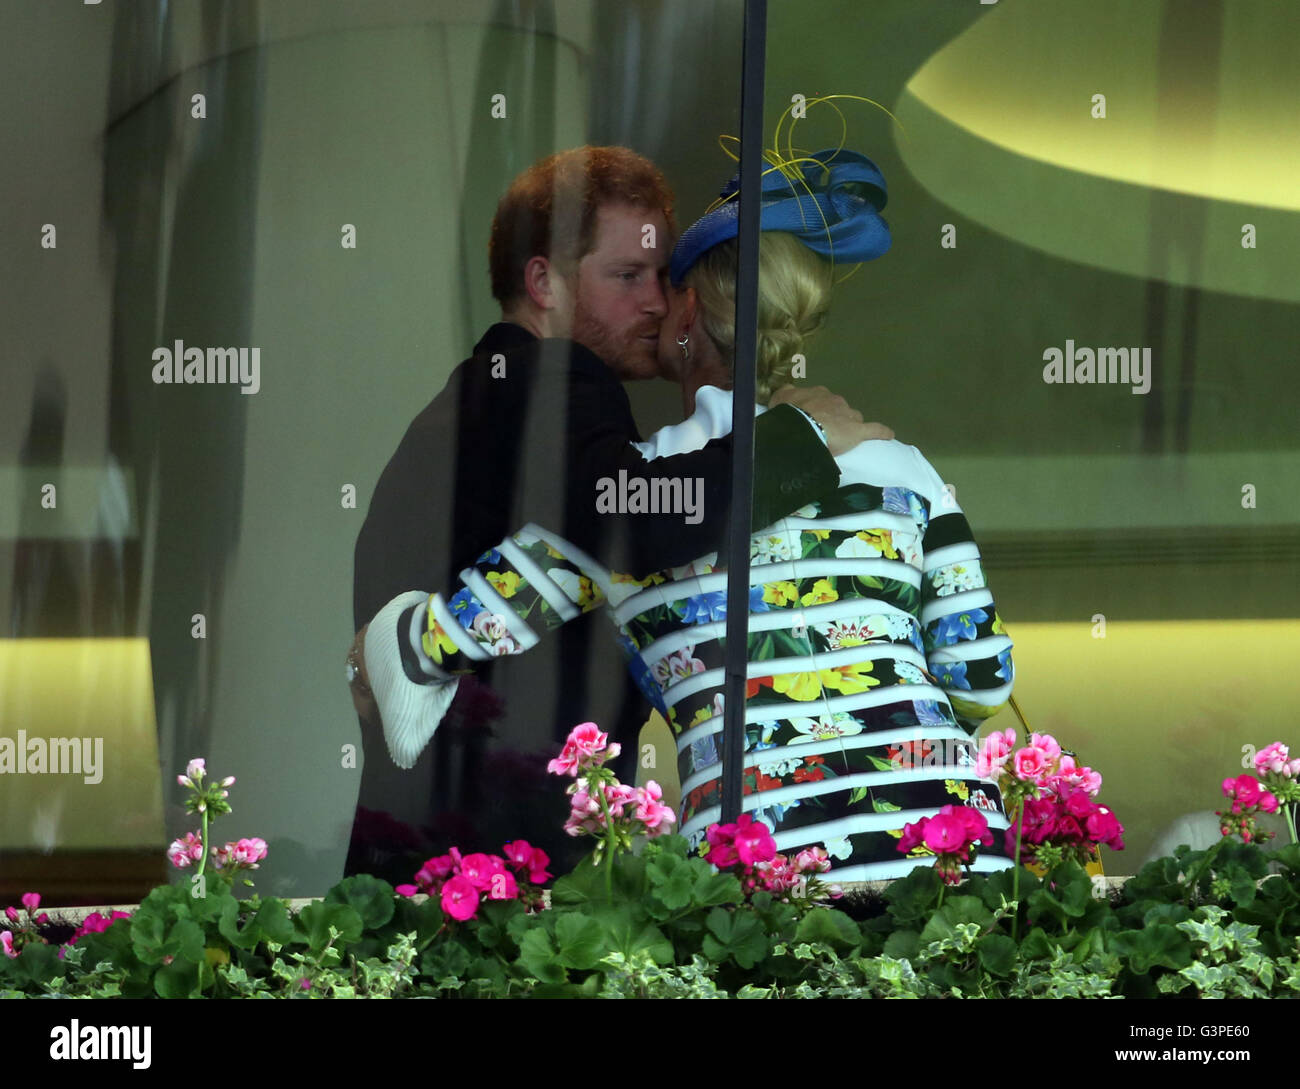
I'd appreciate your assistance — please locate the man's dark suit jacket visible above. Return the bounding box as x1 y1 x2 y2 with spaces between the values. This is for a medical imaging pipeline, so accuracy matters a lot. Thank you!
346 321 839 879
353 321 839 631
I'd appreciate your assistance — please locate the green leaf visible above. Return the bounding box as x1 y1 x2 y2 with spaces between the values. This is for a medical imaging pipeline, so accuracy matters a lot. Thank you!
592 907 675 966
919 896 994 946
977 933 1017 977
1272 843 1300 874
419 941 470 981
6 941 64 987
325 875 396 930
871 795 901 813
795 908 861 952
554 913 605 970
1027 867 1092 926
253 897 297 946
882 929 919 961
295 902 364 954
154 958 201 999
516 928 566 984
1113 923 1193 974
1224 865 1257 908
701 908 770 970
1141 902 1191 928
692 868 742 909
885 866 942 926
472 899 524 952
218 898 257 950
647 854 695 912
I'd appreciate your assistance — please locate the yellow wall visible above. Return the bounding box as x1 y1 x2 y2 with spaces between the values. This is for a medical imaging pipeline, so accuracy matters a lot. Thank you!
0 639 164 850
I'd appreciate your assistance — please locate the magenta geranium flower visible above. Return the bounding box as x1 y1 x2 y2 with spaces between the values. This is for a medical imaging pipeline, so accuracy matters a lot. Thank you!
922 813 970 857
503 840 533 870
1086 806 1124 850
939 804 992 847
440 875 480 922
1225 774 1263 810
733 814 777 866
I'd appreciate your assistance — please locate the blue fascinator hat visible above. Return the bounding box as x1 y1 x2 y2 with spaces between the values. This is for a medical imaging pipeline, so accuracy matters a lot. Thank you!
669 147 891 287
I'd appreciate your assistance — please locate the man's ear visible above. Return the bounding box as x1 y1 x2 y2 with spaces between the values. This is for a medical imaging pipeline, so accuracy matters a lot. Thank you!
523 255 557 310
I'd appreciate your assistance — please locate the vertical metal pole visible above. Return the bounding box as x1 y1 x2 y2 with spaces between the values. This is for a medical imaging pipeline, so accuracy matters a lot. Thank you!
720 0 767 824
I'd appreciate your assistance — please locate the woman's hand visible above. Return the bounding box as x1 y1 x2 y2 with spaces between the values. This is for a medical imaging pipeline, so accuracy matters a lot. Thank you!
347 625 380 724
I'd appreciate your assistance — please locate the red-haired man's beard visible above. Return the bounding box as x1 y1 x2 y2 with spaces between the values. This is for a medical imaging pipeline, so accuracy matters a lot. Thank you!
571 298 661 381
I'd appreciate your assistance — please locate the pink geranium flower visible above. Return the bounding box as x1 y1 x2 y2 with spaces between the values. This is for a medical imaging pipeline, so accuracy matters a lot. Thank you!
1013 746 1049 784
634 781 676 831
1254 742 1291 776
230 838 268 865
1054 755 1103 795
167 831 205 869
1029 733 1062 764
975 728 1016 779
793 846 832 874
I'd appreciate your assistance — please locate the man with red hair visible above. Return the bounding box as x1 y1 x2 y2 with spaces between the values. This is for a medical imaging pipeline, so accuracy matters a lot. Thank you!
345 146 885 881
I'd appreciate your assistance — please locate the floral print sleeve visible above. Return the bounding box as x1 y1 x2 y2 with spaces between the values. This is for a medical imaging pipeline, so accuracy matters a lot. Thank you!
915 464 1014 731
419 530 611 673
